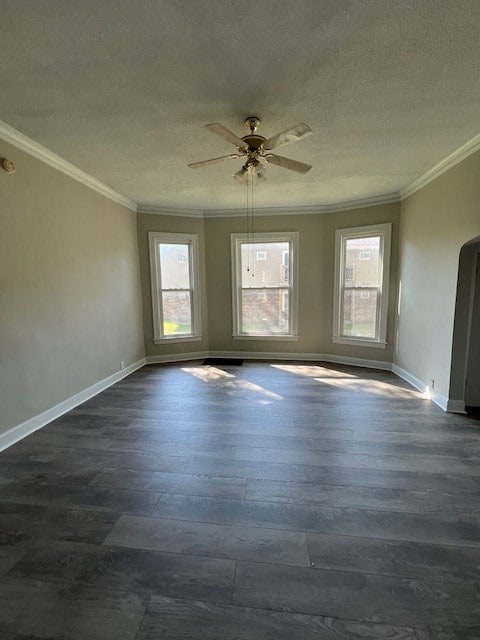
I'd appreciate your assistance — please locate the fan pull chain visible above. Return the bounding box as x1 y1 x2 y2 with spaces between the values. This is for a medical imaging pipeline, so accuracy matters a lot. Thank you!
245 169 255 276
245 172 251 273
251 175 255 277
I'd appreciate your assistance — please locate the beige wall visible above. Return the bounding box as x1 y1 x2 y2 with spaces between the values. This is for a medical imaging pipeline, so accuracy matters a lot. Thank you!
205 203 400 359
395 150 480 400
136 213 209 357
0 141 145 436
137 204 400 363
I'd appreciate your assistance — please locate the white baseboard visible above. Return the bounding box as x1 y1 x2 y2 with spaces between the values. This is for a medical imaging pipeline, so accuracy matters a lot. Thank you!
146 351 209 364
0 357 146 453
317 353 392 371
430 389 449 412
208 350 392 370
391 363 450 411
146 349 392 370
391 363 425 393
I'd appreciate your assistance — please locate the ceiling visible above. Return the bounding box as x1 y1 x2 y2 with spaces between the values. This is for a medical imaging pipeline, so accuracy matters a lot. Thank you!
1 0 480 210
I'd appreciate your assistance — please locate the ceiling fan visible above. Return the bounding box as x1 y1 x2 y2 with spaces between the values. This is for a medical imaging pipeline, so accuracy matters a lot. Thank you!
188 117 313 184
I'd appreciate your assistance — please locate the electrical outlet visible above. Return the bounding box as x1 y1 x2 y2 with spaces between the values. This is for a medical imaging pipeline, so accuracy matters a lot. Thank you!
430 379 435 389
120 361 125 370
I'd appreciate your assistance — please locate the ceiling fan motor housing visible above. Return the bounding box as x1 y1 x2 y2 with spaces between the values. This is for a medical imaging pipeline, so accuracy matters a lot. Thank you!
241 134 265 154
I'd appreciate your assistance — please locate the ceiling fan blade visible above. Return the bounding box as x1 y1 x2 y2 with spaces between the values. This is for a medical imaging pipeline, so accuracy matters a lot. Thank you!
205 123 247 149
265 154 312 174
263 123 313 151
188 154 239 169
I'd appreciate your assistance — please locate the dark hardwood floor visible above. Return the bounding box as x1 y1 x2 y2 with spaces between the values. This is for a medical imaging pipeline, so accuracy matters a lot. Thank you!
1 361 480 639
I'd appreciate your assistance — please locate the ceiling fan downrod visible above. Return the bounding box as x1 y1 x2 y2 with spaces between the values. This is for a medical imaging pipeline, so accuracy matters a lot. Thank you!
245 116 260 133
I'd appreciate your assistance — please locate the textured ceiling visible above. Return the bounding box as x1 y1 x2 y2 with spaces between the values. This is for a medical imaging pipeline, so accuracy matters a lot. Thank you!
1 0 480 210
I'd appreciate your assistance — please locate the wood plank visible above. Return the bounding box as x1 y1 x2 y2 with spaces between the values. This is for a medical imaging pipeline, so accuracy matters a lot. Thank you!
104 514 310 567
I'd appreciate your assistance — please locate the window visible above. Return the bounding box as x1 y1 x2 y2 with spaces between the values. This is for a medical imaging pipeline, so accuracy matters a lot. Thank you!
148 232 202 343
231 232 298 340
333 223 391 348
256 251 267 261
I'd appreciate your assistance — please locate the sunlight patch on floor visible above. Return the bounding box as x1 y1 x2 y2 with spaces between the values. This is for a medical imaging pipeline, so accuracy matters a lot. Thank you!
181 366 235 381
232 379 283 401
316 377 424 399
271 364 358 379
181 366 283 403
270 363 424 399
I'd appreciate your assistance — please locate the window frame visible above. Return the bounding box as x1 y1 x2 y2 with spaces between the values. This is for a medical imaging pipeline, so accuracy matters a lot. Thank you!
231 231 299 341
148 231 202 344
332 223 391 349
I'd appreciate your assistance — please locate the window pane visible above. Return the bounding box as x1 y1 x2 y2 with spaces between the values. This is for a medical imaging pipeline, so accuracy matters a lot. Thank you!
241 289 289 334
344 236 380 287
241 242 289 287
342 289 378 338
162 291 192 335
159 243 190 289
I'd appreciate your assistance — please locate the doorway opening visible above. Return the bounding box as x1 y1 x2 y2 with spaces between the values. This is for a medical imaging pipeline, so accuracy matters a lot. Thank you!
449 237 480 412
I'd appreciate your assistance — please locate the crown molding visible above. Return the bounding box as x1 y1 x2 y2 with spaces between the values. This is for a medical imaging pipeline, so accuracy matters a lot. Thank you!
206 192 400 217
0 119 137 211
136 193 401 219
309 192 400 215
400 131 480 200
203 205 324 218
137 204 203 217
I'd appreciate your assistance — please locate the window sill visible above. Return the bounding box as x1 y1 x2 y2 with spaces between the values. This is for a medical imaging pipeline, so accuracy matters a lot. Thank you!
332 336 387 349
233 334 299 342
153 335 203 345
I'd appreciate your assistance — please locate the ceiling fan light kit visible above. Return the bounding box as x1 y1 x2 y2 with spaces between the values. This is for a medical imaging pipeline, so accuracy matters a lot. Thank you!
188 116 313 184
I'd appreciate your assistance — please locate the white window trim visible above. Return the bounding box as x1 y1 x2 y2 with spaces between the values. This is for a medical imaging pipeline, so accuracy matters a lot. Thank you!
332 223 391 349
148 231 202 344
231 231 299 340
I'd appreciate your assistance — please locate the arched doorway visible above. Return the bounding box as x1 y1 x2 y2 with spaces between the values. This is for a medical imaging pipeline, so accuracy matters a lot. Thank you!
449 236 480 412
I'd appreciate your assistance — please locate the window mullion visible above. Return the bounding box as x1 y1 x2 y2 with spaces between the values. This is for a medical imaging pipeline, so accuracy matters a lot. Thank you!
240 289 289 293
